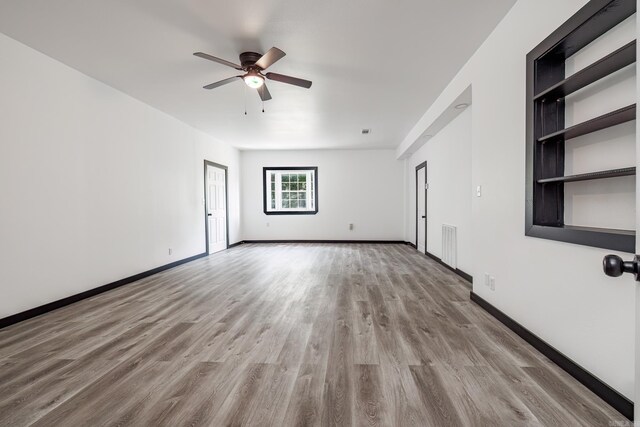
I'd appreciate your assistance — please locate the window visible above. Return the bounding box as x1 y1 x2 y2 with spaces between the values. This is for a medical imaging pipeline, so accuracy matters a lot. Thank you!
263 167 318 215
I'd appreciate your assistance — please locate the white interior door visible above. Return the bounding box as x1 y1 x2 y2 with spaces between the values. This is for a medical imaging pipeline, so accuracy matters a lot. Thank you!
207 164 227 254
635 13 639 419
417 166 426 253
594 26 639 419
636 235 639 419
636 25 640 419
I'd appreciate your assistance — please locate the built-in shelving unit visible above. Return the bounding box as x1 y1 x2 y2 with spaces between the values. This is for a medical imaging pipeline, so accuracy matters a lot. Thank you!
525 0 637 253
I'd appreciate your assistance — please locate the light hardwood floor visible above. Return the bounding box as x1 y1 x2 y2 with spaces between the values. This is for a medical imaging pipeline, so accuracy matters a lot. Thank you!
0 243 627 426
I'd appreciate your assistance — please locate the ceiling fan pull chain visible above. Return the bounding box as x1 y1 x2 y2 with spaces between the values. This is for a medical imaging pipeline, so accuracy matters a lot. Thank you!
244 84 247 115
262 99 265 113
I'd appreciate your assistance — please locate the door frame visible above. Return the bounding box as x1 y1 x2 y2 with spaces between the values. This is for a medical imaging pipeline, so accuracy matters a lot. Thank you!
204 160 230 254
415 161 427 253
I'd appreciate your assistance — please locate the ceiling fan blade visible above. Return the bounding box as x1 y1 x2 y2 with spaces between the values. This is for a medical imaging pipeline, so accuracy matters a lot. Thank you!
266 72 312 89
257 84 272 101
193 52 243 70
255 47 286 70
203 76 242 89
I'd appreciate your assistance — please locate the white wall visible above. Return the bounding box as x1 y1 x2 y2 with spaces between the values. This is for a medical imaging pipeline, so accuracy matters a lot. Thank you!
0 33 241 319
241 149 404 240
399 0 636 399
405 107 472 273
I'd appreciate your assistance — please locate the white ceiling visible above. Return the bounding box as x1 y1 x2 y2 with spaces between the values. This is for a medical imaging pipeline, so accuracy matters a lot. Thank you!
0 0 515 150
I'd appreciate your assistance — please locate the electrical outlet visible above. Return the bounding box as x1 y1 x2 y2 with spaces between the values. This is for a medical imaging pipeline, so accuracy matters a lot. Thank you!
349 223 354 231
489 276 496 291
476 185 482 197
168 248 172 255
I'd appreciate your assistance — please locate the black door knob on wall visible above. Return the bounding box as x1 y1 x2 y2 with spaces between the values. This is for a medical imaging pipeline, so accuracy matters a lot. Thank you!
602 254 640 281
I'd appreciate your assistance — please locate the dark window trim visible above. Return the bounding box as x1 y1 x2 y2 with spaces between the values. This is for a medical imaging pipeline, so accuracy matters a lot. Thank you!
263 166 319 215
204 160 230 253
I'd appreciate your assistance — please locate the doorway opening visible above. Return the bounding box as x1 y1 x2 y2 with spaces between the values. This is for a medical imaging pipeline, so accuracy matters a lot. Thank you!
204 160 229 254
415 161 427 254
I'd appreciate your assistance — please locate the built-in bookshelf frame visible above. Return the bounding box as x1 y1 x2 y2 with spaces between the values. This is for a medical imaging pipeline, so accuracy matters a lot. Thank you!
525 0 637 252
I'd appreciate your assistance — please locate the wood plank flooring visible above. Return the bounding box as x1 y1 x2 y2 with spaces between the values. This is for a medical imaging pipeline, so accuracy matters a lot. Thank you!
0 243 627 426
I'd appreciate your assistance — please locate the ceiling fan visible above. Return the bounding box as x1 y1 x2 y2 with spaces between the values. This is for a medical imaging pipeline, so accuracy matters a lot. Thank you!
193 47 312 102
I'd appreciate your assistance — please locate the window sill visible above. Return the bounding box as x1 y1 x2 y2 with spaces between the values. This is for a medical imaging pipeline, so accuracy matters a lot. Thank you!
264 210 318 216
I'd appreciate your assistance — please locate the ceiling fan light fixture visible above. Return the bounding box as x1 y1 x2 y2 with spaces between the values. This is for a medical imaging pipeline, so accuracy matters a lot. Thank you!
244 72 264 89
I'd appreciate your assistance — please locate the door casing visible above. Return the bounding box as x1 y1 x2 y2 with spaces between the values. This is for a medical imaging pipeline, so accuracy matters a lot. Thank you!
204 160 230 254
415 161 427 253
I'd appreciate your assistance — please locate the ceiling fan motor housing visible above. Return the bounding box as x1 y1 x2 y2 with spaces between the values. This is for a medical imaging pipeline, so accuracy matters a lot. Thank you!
239 52 263 69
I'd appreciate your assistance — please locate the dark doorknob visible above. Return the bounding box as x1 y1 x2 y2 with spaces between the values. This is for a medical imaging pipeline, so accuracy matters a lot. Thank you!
207 213 212 216
603 254 640 281
421 215 426 219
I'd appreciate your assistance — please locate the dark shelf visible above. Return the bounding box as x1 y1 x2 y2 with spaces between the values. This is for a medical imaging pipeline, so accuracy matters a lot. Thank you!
563 224 635 236
537 167 636 184
538 104 636 142
538 0 636 62
533 40 636 101
527 224 635 253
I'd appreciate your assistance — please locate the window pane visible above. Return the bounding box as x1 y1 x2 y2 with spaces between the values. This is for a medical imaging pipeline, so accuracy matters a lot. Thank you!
264 168 315 214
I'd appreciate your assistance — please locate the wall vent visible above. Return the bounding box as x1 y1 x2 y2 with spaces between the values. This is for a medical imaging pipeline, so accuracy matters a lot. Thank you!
442 224 457 269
